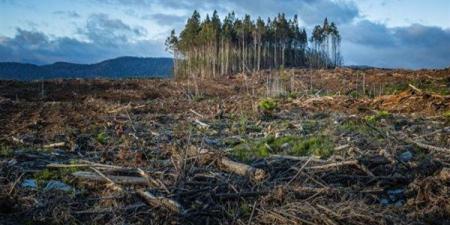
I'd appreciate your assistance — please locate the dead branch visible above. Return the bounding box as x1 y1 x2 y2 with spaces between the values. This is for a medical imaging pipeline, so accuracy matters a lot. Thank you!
189 109 204 118
137 168 170 193
285 157 314 187
79 160 127 169
136 189 185 215
72 171 148 185
406 139 450 153
306 160 358 170
42 142 66 148
408 84 423 94
270 154 327 163
90 167 123 191
73 203 146 214
212 191 268 199
193 119 210 128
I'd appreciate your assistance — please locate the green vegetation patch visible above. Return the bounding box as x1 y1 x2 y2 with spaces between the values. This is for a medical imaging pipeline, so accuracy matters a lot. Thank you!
96 131 109 145
443 111 450 122
339 119 372 134
302 119 321 134
231 115 262 135
232 135 334 162
34 165 80 185
384 81 450 96
258 98 278 112
364 110 391 123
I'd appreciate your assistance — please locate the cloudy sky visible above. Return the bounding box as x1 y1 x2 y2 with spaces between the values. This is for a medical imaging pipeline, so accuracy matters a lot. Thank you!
0 0 449 69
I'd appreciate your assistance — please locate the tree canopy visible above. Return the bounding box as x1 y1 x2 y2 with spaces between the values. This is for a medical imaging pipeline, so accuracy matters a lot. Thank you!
166 11 342 78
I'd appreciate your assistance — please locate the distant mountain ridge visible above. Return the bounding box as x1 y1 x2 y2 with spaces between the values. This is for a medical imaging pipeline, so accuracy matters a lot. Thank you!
0 57 173 80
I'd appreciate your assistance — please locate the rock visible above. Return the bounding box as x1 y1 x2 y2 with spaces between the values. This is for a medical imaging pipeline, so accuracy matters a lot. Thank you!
204 137 221 147
281 143 291 151
394 200 405 207
44 180 73 192
394 119 409 131
380 198 389 206
387 189 404 202
21 179 37 189
399 151 413 162
438 168 450 182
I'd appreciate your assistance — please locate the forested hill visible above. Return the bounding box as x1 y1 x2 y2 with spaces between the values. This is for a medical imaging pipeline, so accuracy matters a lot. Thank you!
0 57 173 80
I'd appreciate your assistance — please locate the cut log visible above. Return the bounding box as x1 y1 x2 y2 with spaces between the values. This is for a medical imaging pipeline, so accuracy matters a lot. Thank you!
220 157 266 182
186 147 267 182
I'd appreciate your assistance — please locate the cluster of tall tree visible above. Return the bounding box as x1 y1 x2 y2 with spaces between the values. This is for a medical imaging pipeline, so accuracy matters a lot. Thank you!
165 10 341 79
310 18 342 69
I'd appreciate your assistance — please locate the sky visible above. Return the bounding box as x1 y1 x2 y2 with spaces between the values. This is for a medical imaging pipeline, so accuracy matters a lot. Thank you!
0 0 449 69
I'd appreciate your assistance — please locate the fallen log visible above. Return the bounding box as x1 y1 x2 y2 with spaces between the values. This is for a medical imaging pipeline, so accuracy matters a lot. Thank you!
220 157 266 182
186 147 267 182
73 172 184 214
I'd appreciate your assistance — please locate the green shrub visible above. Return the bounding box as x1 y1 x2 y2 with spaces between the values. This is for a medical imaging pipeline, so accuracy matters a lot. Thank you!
258 98 278 112
96 131 108 145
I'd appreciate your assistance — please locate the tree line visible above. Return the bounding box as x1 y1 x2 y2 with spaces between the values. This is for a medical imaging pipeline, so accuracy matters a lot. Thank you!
165 10 342 79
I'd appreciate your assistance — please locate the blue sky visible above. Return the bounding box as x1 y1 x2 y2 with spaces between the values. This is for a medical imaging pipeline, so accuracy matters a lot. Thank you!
0 0 449 68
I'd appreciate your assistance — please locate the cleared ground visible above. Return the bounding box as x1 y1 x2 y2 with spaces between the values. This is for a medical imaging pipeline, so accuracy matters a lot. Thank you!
0 68 449 225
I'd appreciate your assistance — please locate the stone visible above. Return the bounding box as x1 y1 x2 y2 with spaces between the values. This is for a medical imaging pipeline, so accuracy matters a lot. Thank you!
43 180 73 192
21 179 37 189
